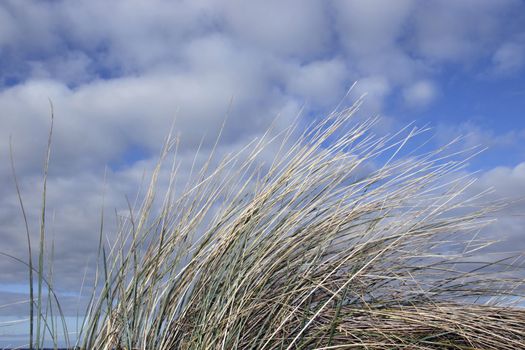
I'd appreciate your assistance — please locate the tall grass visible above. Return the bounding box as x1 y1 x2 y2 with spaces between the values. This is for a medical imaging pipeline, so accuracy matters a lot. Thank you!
14 100 525 349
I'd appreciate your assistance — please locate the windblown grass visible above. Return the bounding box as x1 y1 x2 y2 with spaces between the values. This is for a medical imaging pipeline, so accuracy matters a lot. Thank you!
13 100 525 349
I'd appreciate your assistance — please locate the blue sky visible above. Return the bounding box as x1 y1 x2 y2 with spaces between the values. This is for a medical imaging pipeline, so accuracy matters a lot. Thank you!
0 0 524 346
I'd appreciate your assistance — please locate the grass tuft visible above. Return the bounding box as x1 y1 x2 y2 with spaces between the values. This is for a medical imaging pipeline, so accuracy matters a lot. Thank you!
13 101 525 349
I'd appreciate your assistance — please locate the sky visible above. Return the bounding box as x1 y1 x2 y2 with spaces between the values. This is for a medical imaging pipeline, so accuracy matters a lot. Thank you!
1 0 525 346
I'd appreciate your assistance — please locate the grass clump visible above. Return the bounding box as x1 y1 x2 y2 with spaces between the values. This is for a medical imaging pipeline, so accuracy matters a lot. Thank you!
14 100 525 349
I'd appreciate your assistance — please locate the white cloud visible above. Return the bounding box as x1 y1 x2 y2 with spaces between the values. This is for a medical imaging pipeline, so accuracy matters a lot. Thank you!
28 52 93 85
284 58 349 107
220 0 332 58
0 54 300 177
477 163 525 199
0 6 16 46
333 0 415 56
0 1 59 50
402 80 437 108
332 0 423 86
471 163 525 252
351 76 391 113
410 0 520 63
492 41 525 74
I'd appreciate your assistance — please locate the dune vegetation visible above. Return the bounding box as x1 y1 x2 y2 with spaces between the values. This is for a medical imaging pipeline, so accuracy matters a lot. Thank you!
13 100 525 349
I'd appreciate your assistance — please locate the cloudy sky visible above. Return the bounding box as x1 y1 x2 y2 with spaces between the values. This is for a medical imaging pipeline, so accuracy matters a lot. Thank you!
1 0 525 344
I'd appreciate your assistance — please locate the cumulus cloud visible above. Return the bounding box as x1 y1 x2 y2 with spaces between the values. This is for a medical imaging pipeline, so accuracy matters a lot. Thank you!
284 58 350 108
402 80 438 108
220 0 332 58
410 0 521 63
332 0 419 85
492 40 525 75
333 0 414 56
471 163 525 252
351 76 391 113
479 163 525 198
